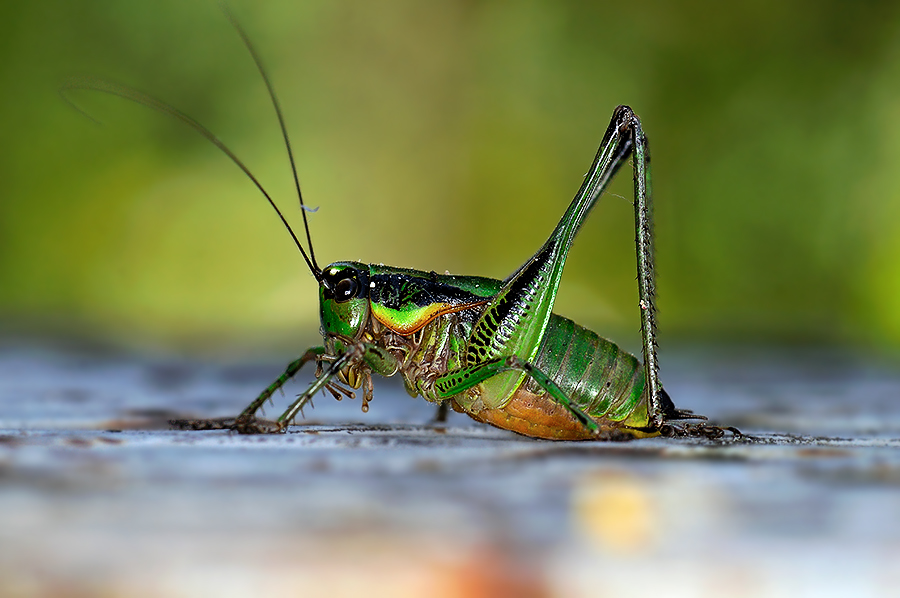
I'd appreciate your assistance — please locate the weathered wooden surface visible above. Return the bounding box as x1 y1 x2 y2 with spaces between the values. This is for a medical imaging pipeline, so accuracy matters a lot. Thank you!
1 345 899 597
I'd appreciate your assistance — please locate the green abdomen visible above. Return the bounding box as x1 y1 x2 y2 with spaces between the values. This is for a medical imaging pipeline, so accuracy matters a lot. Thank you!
533 314 650 427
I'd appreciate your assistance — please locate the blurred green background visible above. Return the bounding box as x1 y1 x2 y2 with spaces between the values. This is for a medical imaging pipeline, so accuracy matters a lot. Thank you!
2 0 900 355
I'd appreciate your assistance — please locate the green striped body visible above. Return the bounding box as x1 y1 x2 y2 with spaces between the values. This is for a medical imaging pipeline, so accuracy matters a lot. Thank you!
453 312 652 440
533 314 648 427
534 314 646 425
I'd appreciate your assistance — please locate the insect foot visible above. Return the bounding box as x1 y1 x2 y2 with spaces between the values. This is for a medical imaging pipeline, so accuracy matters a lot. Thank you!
169 417 236 431
229 415 285 435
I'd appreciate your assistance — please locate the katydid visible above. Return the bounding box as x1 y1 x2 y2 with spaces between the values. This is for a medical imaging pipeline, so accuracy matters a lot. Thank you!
66 17 736 440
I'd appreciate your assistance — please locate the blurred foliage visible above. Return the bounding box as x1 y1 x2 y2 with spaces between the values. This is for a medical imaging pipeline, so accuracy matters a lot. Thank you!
1 0 900 353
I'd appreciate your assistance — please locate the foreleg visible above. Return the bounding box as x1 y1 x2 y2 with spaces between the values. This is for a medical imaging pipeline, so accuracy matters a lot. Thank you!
169 347 325 431
239 347 327 419
234 342 401 434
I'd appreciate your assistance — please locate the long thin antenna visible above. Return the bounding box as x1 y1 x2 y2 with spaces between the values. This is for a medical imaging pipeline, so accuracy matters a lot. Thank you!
60 77 323 282
222 6 320 273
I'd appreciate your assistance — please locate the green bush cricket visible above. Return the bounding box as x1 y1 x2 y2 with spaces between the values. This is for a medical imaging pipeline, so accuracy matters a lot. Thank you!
66 16 736 440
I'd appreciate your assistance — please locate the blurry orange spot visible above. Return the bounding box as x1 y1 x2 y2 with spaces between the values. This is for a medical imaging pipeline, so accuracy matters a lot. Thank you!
571 471 657 553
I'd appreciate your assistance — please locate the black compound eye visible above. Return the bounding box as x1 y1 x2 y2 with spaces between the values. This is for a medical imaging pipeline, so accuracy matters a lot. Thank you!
334 276 359 302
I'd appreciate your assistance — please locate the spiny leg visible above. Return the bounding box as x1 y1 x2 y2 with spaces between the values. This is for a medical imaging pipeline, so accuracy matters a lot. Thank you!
232 347 361 434
623 109 740 438
236 341 402 434
170 347 326 431
239 347 326 419
622 108 664 429
271 341 394 431
623 110 739 438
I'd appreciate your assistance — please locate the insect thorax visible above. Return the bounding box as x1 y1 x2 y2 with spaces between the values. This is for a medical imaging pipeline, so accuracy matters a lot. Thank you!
366 307 479 403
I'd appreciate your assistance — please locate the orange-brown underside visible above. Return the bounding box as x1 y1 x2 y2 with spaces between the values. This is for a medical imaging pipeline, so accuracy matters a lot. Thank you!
454 388 659 441
455 388 597 440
